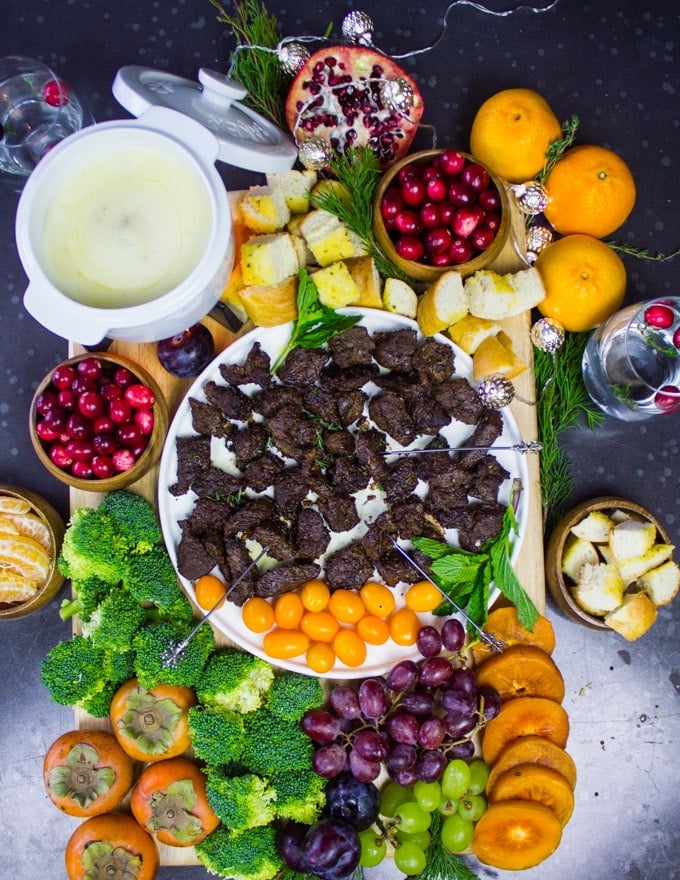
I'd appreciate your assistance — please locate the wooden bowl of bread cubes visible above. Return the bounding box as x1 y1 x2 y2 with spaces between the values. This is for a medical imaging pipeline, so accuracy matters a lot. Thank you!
546 497 679 640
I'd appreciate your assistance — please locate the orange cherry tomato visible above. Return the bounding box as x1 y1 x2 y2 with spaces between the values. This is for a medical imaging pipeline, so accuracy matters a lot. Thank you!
109 678 196 763
263 627 310 660
357 614 390 645
306 642 336 674
300 578 331 612
130 756 219 847
333 628 367 667
65 812 159 880
405 579 443 613
389 607 420 646
273 592 305 629
300 610 340 643
328 589 366 625
360 581 396 618
241 597 275 633
43 729 134 818
194 574 226 611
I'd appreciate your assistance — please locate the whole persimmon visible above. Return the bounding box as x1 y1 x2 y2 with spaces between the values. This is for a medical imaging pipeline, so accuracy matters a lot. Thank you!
43 729 134 818
65 812 159 880
110 678 196 762
130 756 219 847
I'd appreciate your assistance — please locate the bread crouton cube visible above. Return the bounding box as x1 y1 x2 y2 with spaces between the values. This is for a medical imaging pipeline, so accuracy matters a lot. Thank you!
617 543 675 586
383 277 418 319
573 562 625 616
346 256 383 309
239 276 299 327
239 185 290 233
465 267 546 320
241 234 299 287
299 209 367 266
472 331 526 380
604 591 657 641
637 559 680 606
417 272 467 336
570 510 614 544
561 533 600 583
448 314 501 354
266 169 318 214
609 518 658 562
311 261 361 309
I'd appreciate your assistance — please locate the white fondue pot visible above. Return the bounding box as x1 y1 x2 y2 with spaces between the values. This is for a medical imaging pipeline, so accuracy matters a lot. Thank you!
16 67 298 345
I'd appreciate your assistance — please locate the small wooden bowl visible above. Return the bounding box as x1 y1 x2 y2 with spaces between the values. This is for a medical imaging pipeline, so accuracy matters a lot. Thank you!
545 496 671 630
0 484 66 619
372 149 511 283
29 352 169 493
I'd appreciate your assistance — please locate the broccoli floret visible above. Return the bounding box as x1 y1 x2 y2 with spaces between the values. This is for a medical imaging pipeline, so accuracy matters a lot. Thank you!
195 824 283 880
241 708 314 777
132 621 215 688
205 771 277 831
195 648 275 714
59 575 115 622
79 679 120 718
40 636 107 708
125 544 184 611
271 768 326 824
267 670 325 721
98 489 162 553
187 706 245 766
102 647 136 685
80 586 147 652
58 507 126 585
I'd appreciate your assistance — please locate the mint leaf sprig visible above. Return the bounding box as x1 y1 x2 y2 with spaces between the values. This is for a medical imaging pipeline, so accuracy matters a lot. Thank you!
412 505 538 634
270 268 362 375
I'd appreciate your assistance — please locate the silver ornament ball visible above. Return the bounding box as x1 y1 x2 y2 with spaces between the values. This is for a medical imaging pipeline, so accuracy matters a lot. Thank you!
477 375 515 409
380 78 415 115
297 137 331 170
342 10 374 45
525 225 553 264
277 42 311 77
512 181 550 215
531 317 566 354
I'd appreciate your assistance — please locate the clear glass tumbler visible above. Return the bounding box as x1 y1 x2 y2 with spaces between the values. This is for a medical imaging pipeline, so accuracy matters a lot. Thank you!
582 297 680 421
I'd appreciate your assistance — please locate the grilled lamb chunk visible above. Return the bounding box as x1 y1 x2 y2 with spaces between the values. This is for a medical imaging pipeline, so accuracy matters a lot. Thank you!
331 456 369 495
468 456 510 502
336 390 366 427
322 429 355 458
204 380 252 422
190 466 243 499
426 486 471 529
319 493 360 532
232 423 270 468
368 392 416 446
220 536 259 606
413 336 456 384
243 452 286 491
355 427 388 484
277 346 327 387
252 385 303 419
320 361 380 392
170 434 212 496
407 394 451 435
455 502 506 551
255 561 321 598
383 457 420 504
303 386 341 425
373 371 421 403
324 543 374 591
388 498 441 540
182 497 234 533
294 507 331 559
267 405 318 458
328 325 375 367
372 328 418 371
361 522 394 562
176 530 216 580
273 468 310 517
431 377 483 425
219 341 271 387
189 398 231 439
456 410 504 469
252 520 296 561
222 497 276 538
375 548 421 587
426 456 471 492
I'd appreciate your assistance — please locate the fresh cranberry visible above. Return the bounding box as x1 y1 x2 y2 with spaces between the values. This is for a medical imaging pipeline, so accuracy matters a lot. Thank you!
398 165 421 185
100 381 123 402
425 177 447 202
130 441 149 460
35 390 59 415
114 367 136 388
483 212 501 233
93 433 118 455
51 364 77 389
43 406 68 433
116 423 143 448
71 459 94 479
439 150 466 176
447 181 475 206
644 304 675 329
453 206 484 238
448 237 474 264
431 252 453 267
42 78 70 107
71 376 97 396
402 177 426 207
471 226 496 251
655 385 680 413
112 448 136 473
91 455 115 479
57 389 76 411
77 391 106 420
394 209 423 236
478 188 501 211
424 227 453 256
420 203 441 228
462 162 490 191
66 412 93 440
65 439 95 461
381 187 404 221
395 236 425 261
124 383 155 410
109 399 132 425
76 357 103 380
134 408 155 436
49 444 73 468
93 416 115 434
438 202 455 225
35 421 60 442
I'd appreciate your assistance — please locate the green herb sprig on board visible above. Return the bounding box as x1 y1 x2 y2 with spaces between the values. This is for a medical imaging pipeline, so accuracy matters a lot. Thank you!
412 504 538 634
270 268 362 375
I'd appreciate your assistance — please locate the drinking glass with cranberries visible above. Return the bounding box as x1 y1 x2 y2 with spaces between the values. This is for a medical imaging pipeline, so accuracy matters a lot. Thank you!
373 149 509 282
30 353 168 490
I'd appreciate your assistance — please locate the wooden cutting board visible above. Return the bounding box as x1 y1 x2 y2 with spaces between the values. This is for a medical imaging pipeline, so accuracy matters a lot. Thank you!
68 193 544 867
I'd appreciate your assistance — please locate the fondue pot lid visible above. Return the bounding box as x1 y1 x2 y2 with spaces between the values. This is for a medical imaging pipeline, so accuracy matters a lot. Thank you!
113 65 298 174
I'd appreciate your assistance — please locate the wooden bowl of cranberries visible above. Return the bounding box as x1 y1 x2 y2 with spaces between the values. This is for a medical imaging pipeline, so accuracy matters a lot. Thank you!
373 148 511 282
29 352 169 492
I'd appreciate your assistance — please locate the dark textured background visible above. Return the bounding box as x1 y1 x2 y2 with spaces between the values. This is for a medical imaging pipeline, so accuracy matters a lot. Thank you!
0 1 678 877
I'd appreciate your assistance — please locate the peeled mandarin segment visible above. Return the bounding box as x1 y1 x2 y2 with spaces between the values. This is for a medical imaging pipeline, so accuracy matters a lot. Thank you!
471 799 563 870
486 735 577 794
0 534 50 582
0 515 20 535
0 568 40 602
474 644 565 703
470 606 556 666
481 696 570 766
0 496 31 515
488 762 575 826
4 511 53 551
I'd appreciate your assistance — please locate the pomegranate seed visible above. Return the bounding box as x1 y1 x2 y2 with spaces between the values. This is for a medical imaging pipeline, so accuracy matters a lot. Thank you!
644 304 674 329
42 78 70 107
654 385 680 413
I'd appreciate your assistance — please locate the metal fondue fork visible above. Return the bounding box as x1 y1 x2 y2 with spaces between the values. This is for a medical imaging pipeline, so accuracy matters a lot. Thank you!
387 537 505 653
161 546 269 668
384 440 542 457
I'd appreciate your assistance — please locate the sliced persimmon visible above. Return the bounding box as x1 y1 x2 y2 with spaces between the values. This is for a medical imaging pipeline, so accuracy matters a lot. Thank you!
471 799 563 870
475 644 565 703
471 606 556 666
488 762 575 826
481 696 570 765
486 735 577 794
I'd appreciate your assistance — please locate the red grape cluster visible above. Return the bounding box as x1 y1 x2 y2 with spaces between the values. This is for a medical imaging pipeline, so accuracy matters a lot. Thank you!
301 619 501 788
34 356 156 480
380 149 503 267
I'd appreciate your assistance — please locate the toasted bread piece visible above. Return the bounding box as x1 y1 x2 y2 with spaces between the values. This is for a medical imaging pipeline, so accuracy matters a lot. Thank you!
345 256 382 309
239 276 299 327
239 185 291 233
637 559 680 606
609 518 658 562
311 261 361 309
299 209 366 266
561 533 600 583
617 543 676 586
267 168 318 214
472 332 526 380
448 314 501 354
604 591 658 641
241 233 299 287
382 277 418 319
465 266 546 320
570 511 614 544
572 562 624 616
417 272 467 336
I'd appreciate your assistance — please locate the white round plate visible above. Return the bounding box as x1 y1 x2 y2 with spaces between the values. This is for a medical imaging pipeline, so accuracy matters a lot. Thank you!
157 308 530 678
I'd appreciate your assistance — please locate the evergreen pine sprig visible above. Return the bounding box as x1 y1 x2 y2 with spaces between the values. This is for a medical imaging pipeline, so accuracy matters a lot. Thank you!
410 811 481 880
535 331 604 529
537 114 580 184
607 242 679 262
311 147 411 282
210 0 290 129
